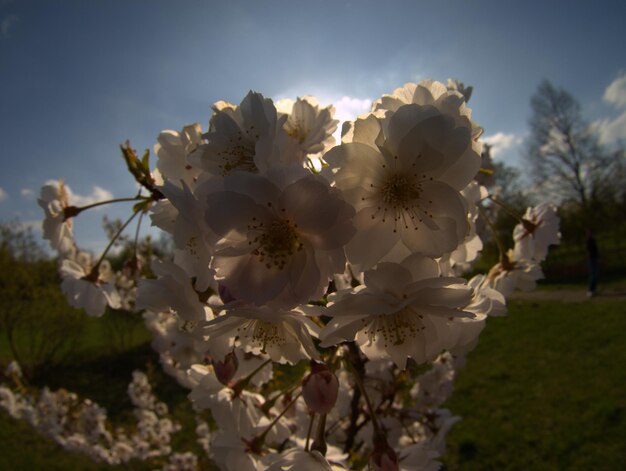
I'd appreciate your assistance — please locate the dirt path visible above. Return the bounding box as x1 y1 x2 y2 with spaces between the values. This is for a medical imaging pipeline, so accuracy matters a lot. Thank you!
511 287 626 303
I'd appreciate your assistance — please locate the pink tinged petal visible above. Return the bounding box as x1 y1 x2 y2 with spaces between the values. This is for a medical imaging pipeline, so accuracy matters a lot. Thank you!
239 91 274 136
213 251 290 306
355 313 418 369
398 217 451 257
39 185 60 204
326 291 399 318
318 247 347 277
402 277 467 298
396 114 471 185
415 304 473 319
285 321 321 360
212 109 242 137
64 279 83 306
100 283 121 309
380 239 412 264
400 138 449 181
351 114 384 149
223 171 281 203
156 129 183 150
280 177 356 250
513 234 534 261
205 191 272 239
83 284 108 317
257 324 292 363
438 145 482 191
374 95 405 114
364 263 413 294
346 206 400 271
400 253 440 280
364 330 414 369
411 81 438 103
319 315 368 347
208 309 316 364
279 176 338 230
399 182 468 257
449 315 486 356
60 259 85 278
325 142 387 183
203 314 242 343
286 312 321 338
283 244 320 303
421 315 449 360
136 278 204 322
386 104 441 155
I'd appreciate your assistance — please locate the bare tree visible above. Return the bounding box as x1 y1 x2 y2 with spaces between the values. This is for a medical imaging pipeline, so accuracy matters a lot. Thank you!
525 80 611 209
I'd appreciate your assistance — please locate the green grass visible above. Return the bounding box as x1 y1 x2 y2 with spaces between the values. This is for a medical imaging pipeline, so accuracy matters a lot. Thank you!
0 413 124 471
0 309 209 470
1 295 625 469
443 297 626 470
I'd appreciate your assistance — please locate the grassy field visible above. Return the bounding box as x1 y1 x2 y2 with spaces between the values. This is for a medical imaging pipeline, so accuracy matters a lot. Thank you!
1 293 625 469
443 297 626 470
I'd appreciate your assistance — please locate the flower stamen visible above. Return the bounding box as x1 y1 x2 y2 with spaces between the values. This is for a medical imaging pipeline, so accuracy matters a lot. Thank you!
249 218 303 270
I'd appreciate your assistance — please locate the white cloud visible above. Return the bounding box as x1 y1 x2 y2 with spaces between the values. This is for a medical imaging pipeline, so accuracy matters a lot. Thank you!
1 14 18 36
594 113 626 145
603 73 626 108
43 181 114 209
0 187 7 203
20 188 34 198
79 238 110 254
594 73 626 145
70 186 114 207
327 96 373 144
332 96 373 122
482 132 523 159
16 219 42 233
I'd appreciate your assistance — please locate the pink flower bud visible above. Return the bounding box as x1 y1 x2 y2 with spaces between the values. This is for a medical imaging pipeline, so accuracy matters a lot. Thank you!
302 361 338 414
369 437 399 471
212 351 238 386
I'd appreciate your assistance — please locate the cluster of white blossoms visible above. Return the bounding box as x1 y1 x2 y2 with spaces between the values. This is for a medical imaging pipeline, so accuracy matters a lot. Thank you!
0 363 190 468
25 79 561 469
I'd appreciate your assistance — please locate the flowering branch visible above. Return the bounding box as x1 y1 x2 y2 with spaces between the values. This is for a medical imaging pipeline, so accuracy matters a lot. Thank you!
31 78 561 470
488 194 524 222
63 196 147 220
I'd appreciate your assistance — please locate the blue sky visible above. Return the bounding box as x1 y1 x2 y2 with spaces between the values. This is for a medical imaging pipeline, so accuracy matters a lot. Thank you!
1 0 625 251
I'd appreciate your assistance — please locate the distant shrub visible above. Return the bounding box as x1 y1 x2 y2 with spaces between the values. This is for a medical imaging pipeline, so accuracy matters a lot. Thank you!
0 221 87 377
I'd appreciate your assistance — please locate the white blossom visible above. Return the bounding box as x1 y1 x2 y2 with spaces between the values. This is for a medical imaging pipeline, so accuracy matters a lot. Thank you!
205 171 355 307
155 123 204 188
276 95 339 168
204 306 320 364
265 448 345 470
326 87 480 269
38 180 75 256
136 260 208 322
189 91 285 176
60 258 121 317
486 250 544 297
320 254 473 369
513 202 561 262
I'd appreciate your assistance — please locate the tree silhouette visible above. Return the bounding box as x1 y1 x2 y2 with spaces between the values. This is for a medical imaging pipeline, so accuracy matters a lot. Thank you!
525 80 611 209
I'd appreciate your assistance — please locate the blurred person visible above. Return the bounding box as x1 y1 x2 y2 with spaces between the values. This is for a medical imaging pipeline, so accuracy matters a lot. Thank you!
586 229 599 297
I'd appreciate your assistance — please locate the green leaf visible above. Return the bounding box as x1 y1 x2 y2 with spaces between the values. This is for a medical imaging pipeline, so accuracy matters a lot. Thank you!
141 149 150 173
